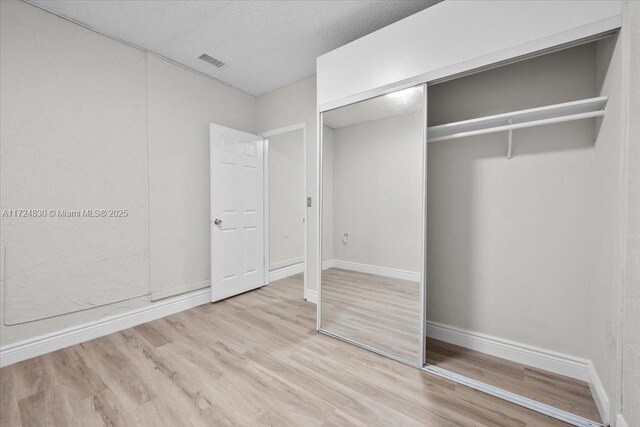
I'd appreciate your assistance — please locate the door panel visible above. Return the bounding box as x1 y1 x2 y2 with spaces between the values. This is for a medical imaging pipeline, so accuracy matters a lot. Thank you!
211 124 264 302
319 85 426 366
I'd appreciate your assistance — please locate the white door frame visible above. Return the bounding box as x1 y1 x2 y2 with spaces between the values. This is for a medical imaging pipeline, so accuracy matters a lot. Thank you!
259 122 308 299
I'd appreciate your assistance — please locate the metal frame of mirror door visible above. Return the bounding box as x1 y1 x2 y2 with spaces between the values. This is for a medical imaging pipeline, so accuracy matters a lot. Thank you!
315 83 604 427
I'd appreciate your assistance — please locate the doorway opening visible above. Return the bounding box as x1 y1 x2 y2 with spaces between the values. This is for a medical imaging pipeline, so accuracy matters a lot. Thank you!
261 123 308 300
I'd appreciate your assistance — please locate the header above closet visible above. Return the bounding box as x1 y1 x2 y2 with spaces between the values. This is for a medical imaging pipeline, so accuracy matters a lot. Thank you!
317 1 621 111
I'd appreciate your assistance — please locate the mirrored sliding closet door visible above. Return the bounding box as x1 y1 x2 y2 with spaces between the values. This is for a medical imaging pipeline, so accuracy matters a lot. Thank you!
319 85 426 366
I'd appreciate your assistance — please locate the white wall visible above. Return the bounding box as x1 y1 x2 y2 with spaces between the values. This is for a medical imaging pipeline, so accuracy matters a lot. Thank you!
330 114 423 273
426 44 596 358
621 3 640 426
0 0 149 341
147 54 255 301
256 77 318 290
0 0 256 346
268 129 305 269
587 35 626 424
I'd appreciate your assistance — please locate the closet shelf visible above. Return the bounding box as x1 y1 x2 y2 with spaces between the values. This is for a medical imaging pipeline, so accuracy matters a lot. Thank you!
427 96 608 143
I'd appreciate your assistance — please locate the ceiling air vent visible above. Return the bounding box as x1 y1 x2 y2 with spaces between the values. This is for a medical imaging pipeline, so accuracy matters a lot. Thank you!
198 53 226 68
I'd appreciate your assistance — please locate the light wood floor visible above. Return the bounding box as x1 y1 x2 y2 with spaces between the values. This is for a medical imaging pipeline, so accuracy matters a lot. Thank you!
321 268 600 423
1 273 570 426
426 339 602 423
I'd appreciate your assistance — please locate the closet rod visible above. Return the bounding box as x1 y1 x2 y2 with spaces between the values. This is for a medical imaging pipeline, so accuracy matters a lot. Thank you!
428 110 605 143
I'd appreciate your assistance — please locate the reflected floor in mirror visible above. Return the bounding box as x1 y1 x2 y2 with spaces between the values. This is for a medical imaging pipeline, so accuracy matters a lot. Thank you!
321 268 421 364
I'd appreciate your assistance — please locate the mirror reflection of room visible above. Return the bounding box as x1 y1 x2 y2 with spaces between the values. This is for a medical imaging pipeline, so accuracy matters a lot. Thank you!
321 85 425 365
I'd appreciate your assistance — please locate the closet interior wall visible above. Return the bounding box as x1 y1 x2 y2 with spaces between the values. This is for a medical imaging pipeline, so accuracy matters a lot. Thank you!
426 42 596 358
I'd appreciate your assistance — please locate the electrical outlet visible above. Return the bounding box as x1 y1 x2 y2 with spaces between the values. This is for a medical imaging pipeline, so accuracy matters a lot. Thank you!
284 228 288 238
343 233 349 244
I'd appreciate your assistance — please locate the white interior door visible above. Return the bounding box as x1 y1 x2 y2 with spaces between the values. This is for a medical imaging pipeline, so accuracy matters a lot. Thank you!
210 124 265 302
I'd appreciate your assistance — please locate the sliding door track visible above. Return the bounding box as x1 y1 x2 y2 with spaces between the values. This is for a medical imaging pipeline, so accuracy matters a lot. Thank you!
421 365 605 427
318 329 605 427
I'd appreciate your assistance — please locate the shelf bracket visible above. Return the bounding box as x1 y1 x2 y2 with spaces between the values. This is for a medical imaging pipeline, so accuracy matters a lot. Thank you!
506 118 513 159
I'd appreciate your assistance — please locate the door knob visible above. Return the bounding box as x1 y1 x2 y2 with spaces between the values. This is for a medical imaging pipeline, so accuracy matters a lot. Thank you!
214 219 222 225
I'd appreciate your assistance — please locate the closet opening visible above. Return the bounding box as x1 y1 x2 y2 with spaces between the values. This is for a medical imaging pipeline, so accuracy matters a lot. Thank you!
423 35 619 427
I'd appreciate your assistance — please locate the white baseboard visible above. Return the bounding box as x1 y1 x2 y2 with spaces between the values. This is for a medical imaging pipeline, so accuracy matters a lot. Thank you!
426 321 591 381
304 289 317 304
270 256 304 271
588 361 610 424
426 320 612 423
269 262 304 282
325 259 420 282
0 288 210 368
615 414 629 427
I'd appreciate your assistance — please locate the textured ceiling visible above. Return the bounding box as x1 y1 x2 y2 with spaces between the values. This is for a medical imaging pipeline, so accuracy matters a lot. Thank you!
26 0 441 96
323 86 423 129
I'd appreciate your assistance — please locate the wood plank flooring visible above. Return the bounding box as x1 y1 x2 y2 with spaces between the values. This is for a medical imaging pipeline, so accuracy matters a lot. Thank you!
1 273 570 426
426 339 602 423
321 268 600 423
321 268 422 363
